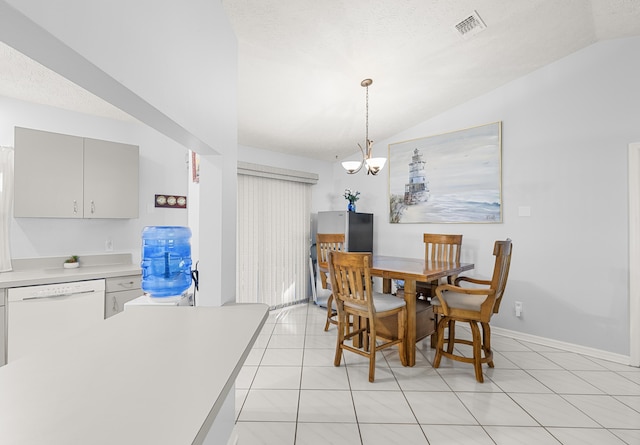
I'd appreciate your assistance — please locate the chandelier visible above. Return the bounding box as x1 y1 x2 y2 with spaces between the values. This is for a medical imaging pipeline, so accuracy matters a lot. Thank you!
342 78 386 175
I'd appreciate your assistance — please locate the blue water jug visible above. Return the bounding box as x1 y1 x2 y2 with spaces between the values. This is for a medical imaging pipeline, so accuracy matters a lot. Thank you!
141 226 192 298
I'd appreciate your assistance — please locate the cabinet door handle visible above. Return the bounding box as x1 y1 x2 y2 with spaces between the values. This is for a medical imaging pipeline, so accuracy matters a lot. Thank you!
73 200 78 214
91 200 95 214
118 281 136 289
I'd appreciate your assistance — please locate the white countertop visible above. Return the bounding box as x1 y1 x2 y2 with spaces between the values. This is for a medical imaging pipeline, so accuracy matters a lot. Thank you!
0 303 269 445
0 254 141 288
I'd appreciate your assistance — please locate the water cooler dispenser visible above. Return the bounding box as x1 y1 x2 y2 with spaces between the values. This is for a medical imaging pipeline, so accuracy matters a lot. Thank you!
126 226 194 308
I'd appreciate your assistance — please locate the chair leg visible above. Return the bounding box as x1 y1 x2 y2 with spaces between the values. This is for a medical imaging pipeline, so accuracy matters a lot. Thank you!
482 322 494 368
334 309 345 367
324 294 334 331
469 321 484 383
446 319 456 354
368 325 376 382
363 318 370 352
430 313 438 348
433 316 448 368
398 309 408 367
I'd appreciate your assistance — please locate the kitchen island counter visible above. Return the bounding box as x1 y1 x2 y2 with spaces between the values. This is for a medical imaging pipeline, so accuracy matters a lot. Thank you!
0 303 268 445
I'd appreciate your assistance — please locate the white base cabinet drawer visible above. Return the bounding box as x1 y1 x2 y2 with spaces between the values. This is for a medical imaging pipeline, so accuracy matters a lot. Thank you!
105 275 140 293
105 275 141 318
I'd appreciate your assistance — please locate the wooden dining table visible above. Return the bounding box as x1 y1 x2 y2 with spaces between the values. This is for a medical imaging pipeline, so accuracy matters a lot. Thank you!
370 255 474 366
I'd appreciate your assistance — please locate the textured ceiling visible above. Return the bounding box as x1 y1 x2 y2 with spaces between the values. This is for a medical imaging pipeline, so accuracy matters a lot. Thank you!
0 41 134 122
223 0 640 161
2 0 640 161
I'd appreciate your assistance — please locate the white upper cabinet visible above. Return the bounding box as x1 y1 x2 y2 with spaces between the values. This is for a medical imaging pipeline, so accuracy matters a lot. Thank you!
14 127 84 218
83 137 139 218
14 127 139 219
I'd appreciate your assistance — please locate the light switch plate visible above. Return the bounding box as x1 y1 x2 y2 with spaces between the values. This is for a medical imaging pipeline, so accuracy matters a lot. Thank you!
518 206 531 217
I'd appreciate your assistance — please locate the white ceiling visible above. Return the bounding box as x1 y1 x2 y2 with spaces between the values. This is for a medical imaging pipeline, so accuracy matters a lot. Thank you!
0 41 134 123
2 0 640 161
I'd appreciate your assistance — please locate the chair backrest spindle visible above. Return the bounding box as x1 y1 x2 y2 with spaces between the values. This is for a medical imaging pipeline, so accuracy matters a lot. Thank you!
424 233 463 263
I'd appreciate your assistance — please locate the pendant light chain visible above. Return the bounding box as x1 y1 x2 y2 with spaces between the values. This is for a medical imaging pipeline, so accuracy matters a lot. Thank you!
365 82 369 146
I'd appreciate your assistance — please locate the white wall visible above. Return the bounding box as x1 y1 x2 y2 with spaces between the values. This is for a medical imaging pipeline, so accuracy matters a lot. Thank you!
335 37 640 357
2 0 238 309
0 95 188 262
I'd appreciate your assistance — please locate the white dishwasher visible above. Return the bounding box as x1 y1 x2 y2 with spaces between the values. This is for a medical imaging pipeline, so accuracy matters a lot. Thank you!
7 279 105 363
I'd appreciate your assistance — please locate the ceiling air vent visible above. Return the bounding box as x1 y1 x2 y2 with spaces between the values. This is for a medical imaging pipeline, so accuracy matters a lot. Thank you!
454 10 487 38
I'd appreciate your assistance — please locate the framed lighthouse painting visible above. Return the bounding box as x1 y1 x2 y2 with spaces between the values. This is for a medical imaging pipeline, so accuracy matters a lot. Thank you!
388 122 502 224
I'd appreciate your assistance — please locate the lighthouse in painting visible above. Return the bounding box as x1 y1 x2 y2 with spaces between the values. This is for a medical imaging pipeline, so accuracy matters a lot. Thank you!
404 148 430 205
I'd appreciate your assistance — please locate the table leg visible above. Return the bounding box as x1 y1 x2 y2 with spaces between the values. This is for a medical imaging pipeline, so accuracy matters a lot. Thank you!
403 279 417 366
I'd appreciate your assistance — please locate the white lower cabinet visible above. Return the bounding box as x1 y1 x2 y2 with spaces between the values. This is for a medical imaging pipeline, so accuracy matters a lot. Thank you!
105 275 141 318
7 280 106 363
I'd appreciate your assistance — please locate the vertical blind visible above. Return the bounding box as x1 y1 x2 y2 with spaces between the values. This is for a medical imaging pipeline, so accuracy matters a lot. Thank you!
237 163 316 308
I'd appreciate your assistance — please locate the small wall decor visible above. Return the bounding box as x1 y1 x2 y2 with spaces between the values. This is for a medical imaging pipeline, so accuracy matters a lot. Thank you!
388 122 502 224
155 194 187 209
191 151 200 183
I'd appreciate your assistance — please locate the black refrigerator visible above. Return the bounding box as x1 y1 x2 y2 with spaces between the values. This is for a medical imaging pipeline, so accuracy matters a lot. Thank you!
316 211 374 253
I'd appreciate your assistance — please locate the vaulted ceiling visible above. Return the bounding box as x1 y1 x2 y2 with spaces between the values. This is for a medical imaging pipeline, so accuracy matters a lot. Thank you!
222 0 640 161
2 0 640 162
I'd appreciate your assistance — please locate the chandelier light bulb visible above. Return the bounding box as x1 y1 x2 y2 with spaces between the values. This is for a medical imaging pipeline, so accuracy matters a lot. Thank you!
342 160 363 174
365 157 387 175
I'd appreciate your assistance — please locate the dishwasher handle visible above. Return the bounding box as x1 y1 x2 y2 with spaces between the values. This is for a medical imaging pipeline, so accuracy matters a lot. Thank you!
22 289 96 301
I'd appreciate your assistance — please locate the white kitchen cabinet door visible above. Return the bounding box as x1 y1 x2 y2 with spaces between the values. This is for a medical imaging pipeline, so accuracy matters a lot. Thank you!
83 138 139 219
104 274 141 318
105 289 143 318
14 127 84 218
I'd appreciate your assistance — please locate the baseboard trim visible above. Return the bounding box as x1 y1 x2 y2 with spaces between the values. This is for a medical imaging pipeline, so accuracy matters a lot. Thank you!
492 326 633 367
268 298 311 311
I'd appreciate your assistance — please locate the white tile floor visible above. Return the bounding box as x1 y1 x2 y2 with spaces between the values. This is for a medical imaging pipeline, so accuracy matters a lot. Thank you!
233 302 640 445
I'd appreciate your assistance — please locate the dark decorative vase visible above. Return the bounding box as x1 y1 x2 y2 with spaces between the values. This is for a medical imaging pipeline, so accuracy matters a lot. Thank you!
347 201 356 212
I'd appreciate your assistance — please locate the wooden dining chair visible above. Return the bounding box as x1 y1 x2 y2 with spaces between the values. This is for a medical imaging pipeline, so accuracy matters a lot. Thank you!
417 233 463 300
431 239 513 382
315 233 346 331
328 251 408 382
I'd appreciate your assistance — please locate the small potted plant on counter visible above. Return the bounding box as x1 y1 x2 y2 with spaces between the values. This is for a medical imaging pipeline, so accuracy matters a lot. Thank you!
63 255 80 269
